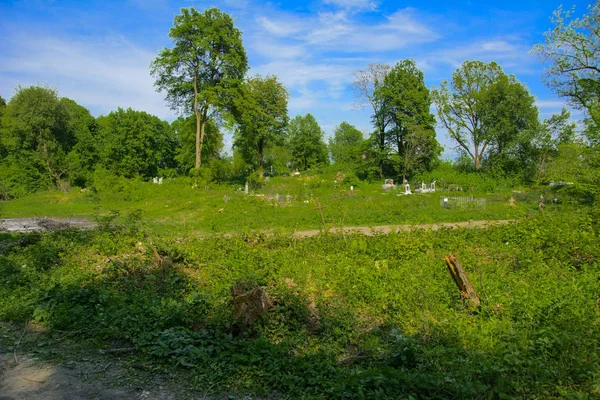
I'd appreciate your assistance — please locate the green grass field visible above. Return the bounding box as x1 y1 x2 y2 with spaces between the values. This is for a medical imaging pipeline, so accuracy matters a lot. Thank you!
1 174 536 237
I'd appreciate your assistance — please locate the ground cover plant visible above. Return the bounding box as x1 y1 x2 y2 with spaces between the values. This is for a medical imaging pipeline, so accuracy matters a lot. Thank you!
1 206 598 399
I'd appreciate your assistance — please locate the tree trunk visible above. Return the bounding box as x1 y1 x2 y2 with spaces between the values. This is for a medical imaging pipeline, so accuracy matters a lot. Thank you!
198 107 208 168
444 254 481 309
258 147 264 179
193 70 201 170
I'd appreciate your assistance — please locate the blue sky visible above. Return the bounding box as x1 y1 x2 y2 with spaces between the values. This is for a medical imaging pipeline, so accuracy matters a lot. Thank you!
0 0 592 155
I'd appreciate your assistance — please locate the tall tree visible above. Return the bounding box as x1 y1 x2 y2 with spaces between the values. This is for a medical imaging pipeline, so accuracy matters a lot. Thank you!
288 114 329 171
329 121 364 166
96 108 176 178
232 74 289 178
375 60 439 182
171 115 223 174
0 86 74 186
352 63 391 176
431 61 538 170
532 2 600 138
151 7 248 169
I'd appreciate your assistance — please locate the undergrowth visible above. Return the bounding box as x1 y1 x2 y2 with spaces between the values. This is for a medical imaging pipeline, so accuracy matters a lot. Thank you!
0 209 599 398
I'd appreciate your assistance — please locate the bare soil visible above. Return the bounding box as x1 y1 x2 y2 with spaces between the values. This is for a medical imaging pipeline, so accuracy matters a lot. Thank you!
0 218 96 233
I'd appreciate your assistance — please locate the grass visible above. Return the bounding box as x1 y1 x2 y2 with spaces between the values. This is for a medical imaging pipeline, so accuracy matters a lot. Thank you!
1 205 598 398
1 174 535 237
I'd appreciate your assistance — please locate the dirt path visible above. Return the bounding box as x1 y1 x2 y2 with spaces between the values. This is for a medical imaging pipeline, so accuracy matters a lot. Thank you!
0 218 96 233
0 217 516 237
290 219 516 238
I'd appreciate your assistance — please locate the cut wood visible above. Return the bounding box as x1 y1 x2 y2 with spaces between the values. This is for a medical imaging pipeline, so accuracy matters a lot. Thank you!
231 285 272 333
444 254 481 309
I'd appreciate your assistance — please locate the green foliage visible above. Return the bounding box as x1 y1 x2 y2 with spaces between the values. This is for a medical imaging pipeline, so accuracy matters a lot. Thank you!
151 6 248 168
288 113 329 171
375 59 440 181
172 115 223 173
432 61 539 171
0 86 100 195
232 74 289 178
329 121 364 167
96 108 176 178
1 210 599 398
532 2 600 133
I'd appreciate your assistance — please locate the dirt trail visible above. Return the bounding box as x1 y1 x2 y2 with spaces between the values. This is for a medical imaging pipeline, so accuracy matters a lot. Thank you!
0 217 516 237
0 353 198 400
0 218 96 233
291 219 516 238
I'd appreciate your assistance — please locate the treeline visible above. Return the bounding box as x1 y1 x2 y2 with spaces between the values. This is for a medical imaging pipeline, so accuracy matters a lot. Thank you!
1 3 599 202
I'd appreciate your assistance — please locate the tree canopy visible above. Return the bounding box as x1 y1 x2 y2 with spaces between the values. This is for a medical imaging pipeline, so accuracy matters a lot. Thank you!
232 74 289 178
288 114 329 171
329 121 364 166
151 7 248 168
432 61 538 170
532 2 600 138
96 108 176 179
376 60 440 181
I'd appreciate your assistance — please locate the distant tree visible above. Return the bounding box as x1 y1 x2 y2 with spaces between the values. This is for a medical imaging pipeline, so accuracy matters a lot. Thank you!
329 121 364 166
376 60 440 182
0 95 6 121
532 2 600 139
96 108 176 178
151 7 248 169
171 115 223 174
431 61 538 170
60 98 99 187
530 108 577 180
352 63 391 176
0 86 74 188
288 114 329 171
264 145 292 175
232 74 289 178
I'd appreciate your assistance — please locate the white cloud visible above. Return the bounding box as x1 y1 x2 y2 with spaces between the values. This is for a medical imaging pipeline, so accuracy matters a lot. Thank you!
0 34 174 119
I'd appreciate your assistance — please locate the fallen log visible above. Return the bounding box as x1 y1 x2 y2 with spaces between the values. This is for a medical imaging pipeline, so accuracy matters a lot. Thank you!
444 254 481 309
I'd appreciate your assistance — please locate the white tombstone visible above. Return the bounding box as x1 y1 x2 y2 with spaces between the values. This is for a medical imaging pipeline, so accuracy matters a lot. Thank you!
405 183 412 195
350 186 354 191
152 177 158 184
245 181 249 194
158 177 163 185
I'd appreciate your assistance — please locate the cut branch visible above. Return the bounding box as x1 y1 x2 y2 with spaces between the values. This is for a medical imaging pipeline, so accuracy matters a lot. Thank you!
444 254 481 309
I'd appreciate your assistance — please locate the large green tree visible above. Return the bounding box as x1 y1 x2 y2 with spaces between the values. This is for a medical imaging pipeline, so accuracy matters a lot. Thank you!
329 121 364 166
151 7 248 169
431 61 538 170
352 63 391 176
532 2 600 138
375 60 439 182
232 74 289 178
96 108 176 178
288 114 329 171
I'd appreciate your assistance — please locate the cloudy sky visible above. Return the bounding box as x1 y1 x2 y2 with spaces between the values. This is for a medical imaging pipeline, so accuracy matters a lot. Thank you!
0 0 591 155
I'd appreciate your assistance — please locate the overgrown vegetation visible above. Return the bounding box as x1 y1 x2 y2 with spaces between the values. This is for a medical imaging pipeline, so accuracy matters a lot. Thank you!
1 208 598 398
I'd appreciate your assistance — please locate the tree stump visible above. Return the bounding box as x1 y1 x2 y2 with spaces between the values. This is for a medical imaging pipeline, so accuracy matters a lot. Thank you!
231 285 272 333
444 254 481 309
